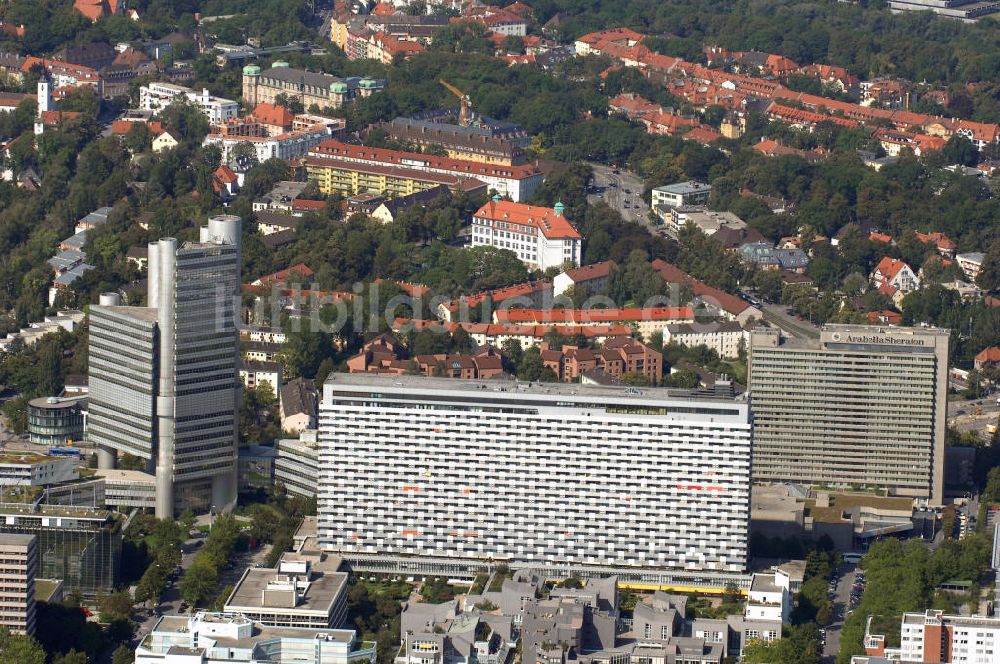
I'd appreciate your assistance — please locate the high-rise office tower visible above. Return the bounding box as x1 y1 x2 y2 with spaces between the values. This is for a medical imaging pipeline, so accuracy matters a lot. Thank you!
748 324 949 504
0 534 37 636
317 374 753 590
89 216 242 517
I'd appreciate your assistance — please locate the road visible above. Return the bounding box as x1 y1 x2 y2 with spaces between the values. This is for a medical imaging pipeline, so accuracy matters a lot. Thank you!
761 302 822 339
587 163 654 230
822 561 858 663
133 533 271 642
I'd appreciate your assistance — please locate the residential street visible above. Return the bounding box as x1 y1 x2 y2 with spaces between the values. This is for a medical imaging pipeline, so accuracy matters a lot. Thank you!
822 562 858 663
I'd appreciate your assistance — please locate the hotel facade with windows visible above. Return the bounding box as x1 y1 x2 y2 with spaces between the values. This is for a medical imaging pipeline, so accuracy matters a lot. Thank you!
317 374 752 590
470 198 581 271
748 324 949 504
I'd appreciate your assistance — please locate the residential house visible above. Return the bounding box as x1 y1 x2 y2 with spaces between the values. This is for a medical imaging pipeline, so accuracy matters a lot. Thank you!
370 185 451 224
279 378 317 433
915 231 956 258
974 347 1000 371
151 130 180 153
552 260 616 298
871 257 920 293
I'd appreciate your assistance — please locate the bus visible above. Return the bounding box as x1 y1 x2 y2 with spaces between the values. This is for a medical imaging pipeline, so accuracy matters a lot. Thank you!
47 447 83 459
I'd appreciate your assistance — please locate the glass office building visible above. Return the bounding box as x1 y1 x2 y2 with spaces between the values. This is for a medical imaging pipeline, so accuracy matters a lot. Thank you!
0 505 122 597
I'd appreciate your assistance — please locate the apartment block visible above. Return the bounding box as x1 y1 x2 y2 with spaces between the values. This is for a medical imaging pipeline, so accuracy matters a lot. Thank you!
860 610 1000 663
276 431 320 498
307 140 542 201
663 322 748 359
139 81 239 124
89 216 242 517
493 306 694 342
318 374 752 590
0 534 37 636
748 324 949 503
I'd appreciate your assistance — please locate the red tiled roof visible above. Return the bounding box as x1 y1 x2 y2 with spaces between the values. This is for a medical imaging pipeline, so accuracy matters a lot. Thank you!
73 0 108 21
976 347 1000 364
443 280 550 312
0 23 25 39
494 307 694 324
253 263 315 287
213 165 238 184
310 140 541 180
251 103 294 128
292 198 326 211
41 110 81 126
393 317 634 340
866 310 902 324
915 231 956 252
651 260 751 316
873 257 911 280
683 126 723 144
505 1 534 18
608 93 662 116
877 282 898 297
372 2 396 15
869 232 892 243
562 260 616 283
473 200 580 240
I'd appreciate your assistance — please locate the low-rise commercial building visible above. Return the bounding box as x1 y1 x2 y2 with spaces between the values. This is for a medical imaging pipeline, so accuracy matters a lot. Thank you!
651 181 711 209
27 396 85 446
0 505 121 596
204 120 333 165
94 469 157 510
238 444 276 492
957 251 985 282
860 610 1000 663
380 117 527 166
135 612 376 664
0 451 78 487
224 552 348 628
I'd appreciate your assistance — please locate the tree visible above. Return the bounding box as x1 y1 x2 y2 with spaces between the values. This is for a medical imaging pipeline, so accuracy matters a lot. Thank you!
98 590 134 623
52 649 89 664
112 645 135 664
977 239 1000 291
0 628 45 664
230 140 259 168
180 561 219 607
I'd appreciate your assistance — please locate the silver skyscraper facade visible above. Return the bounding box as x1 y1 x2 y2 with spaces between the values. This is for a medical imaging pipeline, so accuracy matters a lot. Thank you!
89 215 242 517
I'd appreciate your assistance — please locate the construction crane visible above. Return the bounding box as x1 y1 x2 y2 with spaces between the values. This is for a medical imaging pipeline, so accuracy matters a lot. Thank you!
439 79 471 127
